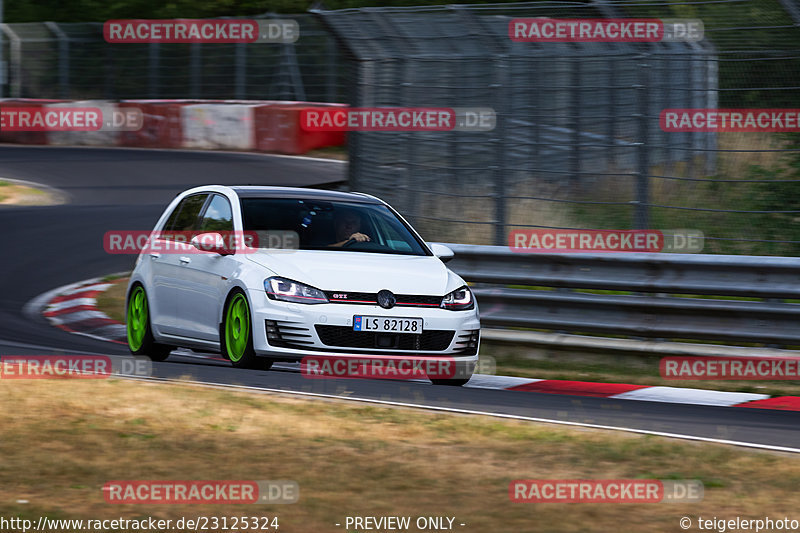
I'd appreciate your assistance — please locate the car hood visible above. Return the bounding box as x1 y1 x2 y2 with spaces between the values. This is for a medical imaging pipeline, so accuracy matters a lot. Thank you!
246 249 455 295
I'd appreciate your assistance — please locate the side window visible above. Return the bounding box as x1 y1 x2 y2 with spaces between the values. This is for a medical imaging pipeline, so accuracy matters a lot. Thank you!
199 194 234 232
163 194 209 236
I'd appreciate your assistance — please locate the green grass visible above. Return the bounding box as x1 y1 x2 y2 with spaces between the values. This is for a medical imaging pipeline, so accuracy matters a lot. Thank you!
2 378 800 532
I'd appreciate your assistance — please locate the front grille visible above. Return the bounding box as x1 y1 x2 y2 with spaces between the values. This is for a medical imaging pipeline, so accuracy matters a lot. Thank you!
323 291 442 308
315 325 454 351
265 320 315 349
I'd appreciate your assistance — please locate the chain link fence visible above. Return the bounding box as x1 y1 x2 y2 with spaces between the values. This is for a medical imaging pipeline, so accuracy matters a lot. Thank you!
2 2 800 254
0 14 345 102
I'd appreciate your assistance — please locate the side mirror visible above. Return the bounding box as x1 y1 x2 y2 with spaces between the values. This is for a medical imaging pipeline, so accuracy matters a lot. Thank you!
429 243 454 263
190 232 231 255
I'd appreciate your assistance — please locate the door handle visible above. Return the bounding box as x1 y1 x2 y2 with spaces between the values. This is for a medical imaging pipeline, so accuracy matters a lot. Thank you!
149 252 160 259
179 256 191 264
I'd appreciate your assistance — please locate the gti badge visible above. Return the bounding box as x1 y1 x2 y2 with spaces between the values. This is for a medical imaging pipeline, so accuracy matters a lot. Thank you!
377 290 396 309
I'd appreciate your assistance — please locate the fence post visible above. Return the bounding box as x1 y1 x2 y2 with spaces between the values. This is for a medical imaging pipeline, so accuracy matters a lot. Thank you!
45 22 70 99
348 60 363 192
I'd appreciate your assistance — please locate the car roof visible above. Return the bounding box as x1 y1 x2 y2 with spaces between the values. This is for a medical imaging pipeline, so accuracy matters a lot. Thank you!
229 186 383 204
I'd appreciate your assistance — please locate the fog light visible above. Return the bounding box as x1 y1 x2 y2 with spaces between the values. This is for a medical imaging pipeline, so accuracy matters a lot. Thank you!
376 334 396 348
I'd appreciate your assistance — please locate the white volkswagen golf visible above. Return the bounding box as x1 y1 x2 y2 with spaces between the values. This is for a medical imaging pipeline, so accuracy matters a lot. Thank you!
126 185 480 385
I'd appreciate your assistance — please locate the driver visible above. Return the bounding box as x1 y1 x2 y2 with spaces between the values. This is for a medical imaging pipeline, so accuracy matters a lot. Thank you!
330 208 371 247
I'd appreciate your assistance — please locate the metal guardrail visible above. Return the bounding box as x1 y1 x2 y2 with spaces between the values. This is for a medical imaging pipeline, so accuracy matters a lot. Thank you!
441 243 800 346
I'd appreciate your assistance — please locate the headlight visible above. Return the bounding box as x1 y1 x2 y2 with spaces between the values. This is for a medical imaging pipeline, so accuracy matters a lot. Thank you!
265 277 328 304
441 286 474 311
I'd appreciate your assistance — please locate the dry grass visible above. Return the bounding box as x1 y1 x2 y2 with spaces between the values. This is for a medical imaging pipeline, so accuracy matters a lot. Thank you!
97 277 800 397
0 378 798 532
488 350 800 398
412 180 579 245
406 131 795 249
715 132 788 179
95 278 128 324
305 146 348 161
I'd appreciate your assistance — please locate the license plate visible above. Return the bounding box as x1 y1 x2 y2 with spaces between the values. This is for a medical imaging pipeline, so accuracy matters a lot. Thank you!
353 316 424 333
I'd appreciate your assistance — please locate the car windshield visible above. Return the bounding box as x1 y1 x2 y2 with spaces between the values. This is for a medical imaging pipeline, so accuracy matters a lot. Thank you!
240 197 430 256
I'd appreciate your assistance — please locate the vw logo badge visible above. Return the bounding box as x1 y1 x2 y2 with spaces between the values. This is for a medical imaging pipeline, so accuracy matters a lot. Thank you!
377 290 396 309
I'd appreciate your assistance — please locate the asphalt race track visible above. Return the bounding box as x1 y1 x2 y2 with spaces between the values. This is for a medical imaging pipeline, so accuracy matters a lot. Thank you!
1 144 798 451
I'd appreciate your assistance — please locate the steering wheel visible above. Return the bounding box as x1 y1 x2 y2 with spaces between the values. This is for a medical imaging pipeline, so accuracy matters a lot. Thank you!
342 237 358 248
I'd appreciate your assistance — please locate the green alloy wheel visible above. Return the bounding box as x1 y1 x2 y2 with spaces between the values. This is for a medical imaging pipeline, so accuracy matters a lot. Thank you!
127 285 148 352
225 293 250 362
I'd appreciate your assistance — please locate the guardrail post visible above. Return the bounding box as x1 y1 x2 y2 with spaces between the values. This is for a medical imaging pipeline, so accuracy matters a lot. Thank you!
190 43 200 99
440 243 800 345
326 37 337 102
283 43 306 101
235 43 246 100
493 57 509 246
570 52 581 192
607 50 616 169
0 0 4 96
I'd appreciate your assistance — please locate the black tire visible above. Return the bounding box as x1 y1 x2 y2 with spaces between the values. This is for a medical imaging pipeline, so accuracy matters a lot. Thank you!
430 379 470 387
126 284 172 362
253 358 275 371
220 289 272 370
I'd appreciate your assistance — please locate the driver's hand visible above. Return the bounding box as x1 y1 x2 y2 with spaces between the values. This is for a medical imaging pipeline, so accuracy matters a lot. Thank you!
350 232 370 242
